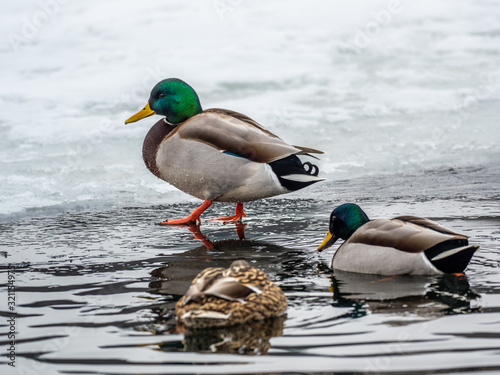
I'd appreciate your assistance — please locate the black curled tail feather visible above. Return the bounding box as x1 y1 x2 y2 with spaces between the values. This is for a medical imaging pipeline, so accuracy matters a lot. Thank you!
303 161 319 176
268 155 323 192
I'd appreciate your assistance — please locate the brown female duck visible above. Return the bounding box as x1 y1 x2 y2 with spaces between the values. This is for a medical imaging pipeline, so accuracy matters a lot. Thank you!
176 260 287 328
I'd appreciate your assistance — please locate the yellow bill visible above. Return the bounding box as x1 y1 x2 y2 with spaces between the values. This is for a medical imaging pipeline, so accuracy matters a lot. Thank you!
317 230 338 251
125 102 156 124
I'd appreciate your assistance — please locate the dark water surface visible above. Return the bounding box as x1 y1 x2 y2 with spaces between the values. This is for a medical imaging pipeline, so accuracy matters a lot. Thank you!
1 165 499 375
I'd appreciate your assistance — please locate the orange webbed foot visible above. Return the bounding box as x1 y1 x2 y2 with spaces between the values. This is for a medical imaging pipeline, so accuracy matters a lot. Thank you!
209 202 246 222
159 200 213 226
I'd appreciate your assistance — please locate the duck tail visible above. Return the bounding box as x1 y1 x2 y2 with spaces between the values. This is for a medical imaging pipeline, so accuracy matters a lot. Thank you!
269 155 324 191
425 242 479 273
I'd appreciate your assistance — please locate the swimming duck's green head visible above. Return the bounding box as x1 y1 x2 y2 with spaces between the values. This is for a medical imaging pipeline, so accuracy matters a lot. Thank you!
317 203 370 251
125 78 202 125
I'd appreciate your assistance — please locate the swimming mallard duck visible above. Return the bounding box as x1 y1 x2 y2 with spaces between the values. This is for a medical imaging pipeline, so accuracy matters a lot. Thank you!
176 260 287 328
317 203 479 275
125 78 324 224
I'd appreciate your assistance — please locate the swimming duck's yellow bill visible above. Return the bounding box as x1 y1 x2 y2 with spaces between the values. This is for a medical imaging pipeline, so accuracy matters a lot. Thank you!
317 230 338 252
125 102 156 124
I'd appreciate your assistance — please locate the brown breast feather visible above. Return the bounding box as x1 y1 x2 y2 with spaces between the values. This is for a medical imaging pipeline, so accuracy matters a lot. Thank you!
142 119 177 179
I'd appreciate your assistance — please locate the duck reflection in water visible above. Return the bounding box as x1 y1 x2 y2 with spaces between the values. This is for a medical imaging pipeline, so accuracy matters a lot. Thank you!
181 221 246 250
158 316 286 355
329 270 481 319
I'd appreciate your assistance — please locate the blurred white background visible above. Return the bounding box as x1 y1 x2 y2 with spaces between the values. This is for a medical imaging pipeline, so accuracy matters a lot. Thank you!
1 0 499 220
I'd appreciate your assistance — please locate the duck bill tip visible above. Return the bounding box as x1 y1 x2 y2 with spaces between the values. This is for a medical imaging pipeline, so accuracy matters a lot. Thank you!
317 231 338 252
125 102 155 124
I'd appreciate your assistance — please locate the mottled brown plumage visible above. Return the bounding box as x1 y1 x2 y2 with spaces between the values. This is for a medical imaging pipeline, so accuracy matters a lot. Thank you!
176 260 287 328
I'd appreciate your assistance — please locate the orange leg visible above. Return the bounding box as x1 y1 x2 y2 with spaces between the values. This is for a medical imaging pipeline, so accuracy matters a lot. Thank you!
160 200 213 225
210 202 247 222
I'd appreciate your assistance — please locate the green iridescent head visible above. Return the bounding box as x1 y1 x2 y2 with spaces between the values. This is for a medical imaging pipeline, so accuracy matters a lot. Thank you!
125 78 202 125
317 203 370 251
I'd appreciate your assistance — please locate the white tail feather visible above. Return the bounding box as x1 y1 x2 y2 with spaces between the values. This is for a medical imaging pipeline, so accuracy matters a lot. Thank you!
431 245 478 262
182 310 231 321
280 174 325 183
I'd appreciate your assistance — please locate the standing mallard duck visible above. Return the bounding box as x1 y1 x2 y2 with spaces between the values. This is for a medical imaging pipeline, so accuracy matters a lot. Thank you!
176 260 287 328
125 78 324 225
317 203 479 275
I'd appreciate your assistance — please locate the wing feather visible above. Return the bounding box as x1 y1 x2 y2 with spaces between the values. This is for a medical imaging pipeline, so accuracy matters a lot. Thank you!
202 277 261 302
177 108 323 163
393 216 468 237
348 218 468 254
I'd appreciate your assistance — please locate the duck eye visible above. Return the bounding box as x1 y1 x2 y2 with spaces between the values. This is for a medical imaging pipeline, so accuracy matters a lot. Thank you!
158 93 166 99
331 217 343 234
